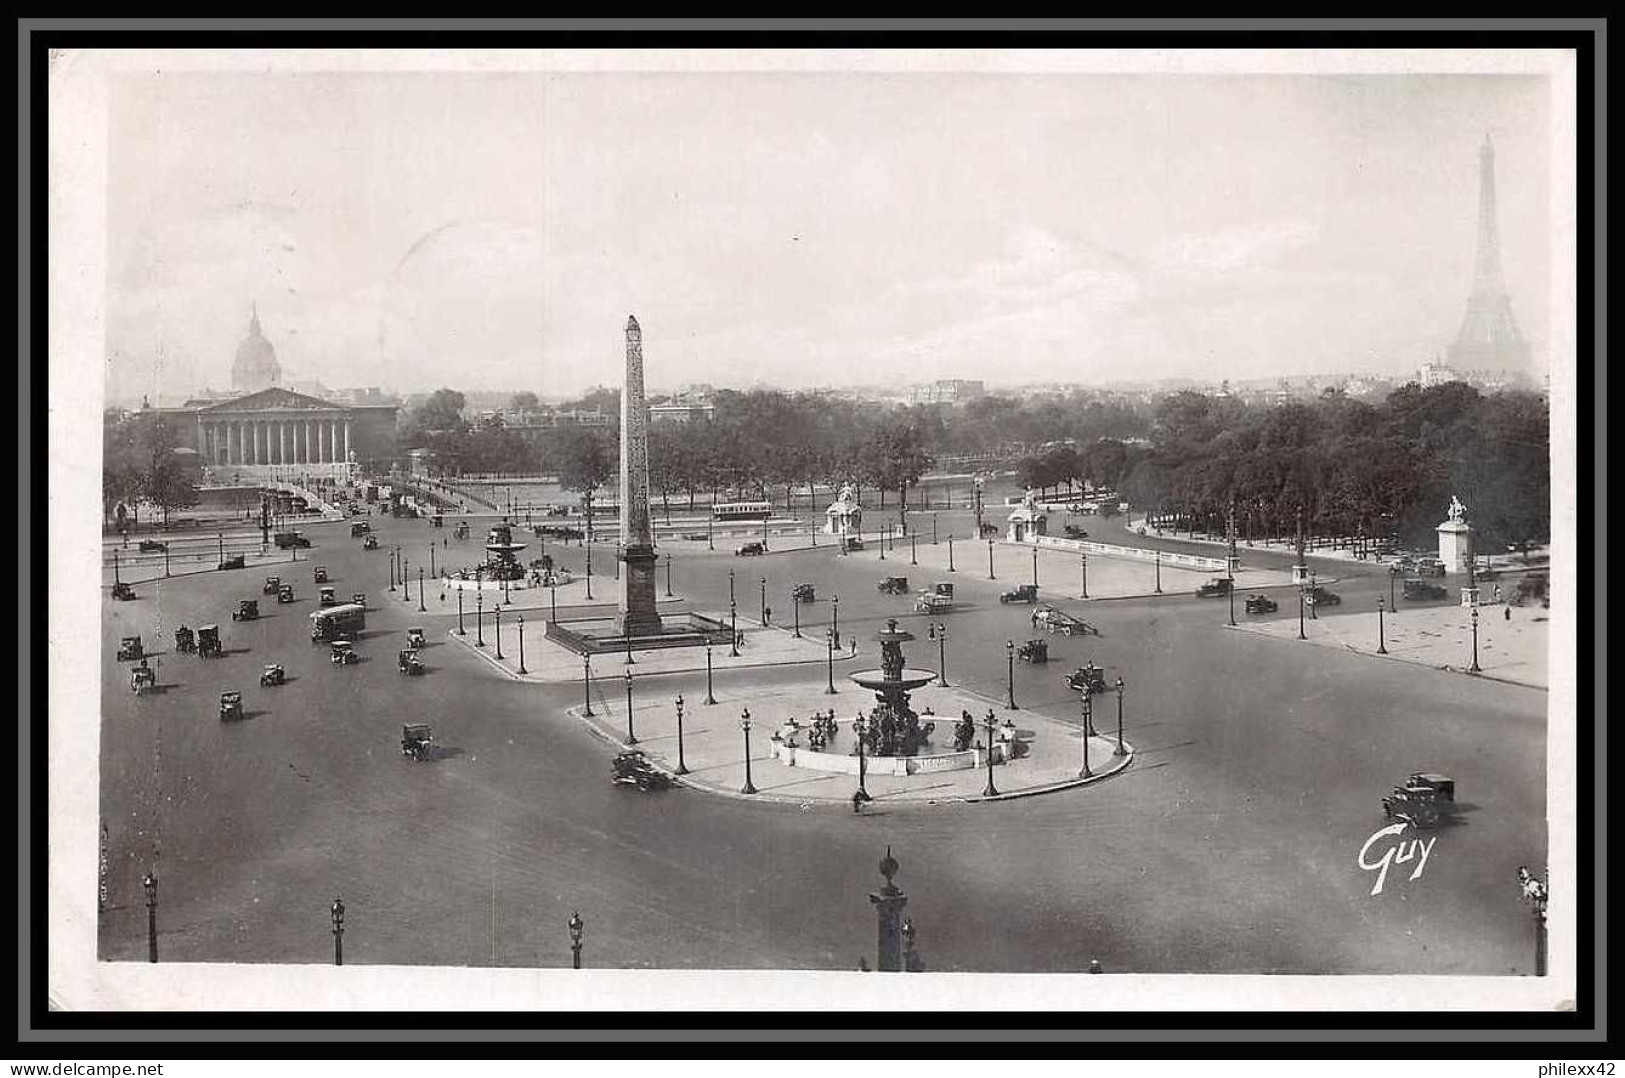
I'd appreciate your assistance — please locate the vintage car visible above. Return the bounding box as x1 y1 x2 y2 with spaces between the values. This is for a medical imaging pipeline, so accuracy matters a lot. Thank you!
350 522 370 538
231 599 260 621
1195 577 1233 598
1016 638 1049 664
263 575 282 594
1304 586 1342 607
218 554 246 571
1412 558 1447 578
313 566 329 583
735 541 766 557
398 649 426 676
318 586 337 607
1000 583 1041 604
1402 578 1449 601
362 535 379 550
174 625 196 653
877 576 910 595
612 750 675 792
129 664 156 694
842 537 864 552
1244 594 1279 615
1063 524 1089 540
401 723 434 761
792 583 816 603
406 627 426 649
111 582 137 601
259 663 286 687
914 592 953 615
138 539 168 553
1032 605 1094 637
1065 663 1108 695
117 635 144 662
273 531 311 549
352 592 367 608
197 624 222 658
218 690 244 722
1381 772 1457 829
329 640 359 665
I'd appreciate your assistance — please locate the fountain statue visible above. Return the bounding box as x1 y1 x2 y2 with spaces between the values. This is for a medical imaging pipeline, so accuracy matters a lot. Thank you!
848 618 938 756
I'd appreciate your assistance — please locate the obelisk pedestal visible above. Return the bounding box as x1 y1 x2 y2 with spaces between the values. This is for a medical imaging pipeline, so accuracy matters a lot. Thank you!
617 316 664 638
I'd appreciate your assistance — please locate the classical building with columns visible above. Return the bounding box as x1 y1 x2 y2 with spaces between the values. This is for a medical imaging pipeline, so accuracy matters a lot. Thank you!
154 387 399 481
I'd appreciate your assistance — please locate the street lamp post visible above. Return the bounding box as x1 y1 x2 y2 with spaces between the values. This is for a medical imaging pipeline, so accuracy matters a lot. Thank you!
388 549 396 591
728 568 735 607
143 871 158 963
624 670 637 744
1376 597 1388 655
457 587 466 635
947 535 955 573
929 622 949 687
476 592 485 647
418 568 426 613
981 710 999 797
1228 571 1236 627
584 542 592 600
665 553 673 597
825 630 837 694
582 654 594 716
1079 692 1093 779
1470 604 1482 673
330 898 345 966
550 581 558 623
729 601 739 657
430 544 435 577
760 577 768 626
494 604 504 660
517 615 527 674
932 513 938 545
704 642 717 705
568 911 584 969
1154 549 1162 594
739 710 757 794
831 594 840 650
1079 550 1089 600
1309 570 1319 619
402 556 410 602
707 518 714 551
879 525 886 561
1298 582 1307 640
1031 546 1038 588
1005 639 1017 710
792 590 801 637
1113 677 1127 756
673 695 689 774
854 712 870 802
988 538 996 581
1390 564 1400 613
911 533 917 566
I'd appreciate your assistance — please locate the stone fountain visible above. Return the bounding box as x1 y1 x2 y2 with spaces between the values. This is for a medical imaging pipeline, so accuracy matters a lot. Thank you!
483 522 529 581
848 618 938 756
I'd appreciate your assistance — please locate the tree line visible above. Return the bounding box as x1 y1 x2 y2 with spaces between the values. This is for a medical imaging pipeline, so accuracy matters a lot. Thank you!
102 410 203 528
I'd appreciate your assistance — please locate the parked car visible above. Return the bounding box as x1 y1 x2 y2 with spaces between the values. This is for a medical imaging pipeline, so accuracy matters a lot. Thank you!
111 582 137 601
219 554 246 571
1195 577 1233 598
116 635 144 662
1304 586 1342 607
1413 559 1446 578
138 539 168 553
735 542 766 556
1244 594 1278 615
231 599 260 621
218 691 244 722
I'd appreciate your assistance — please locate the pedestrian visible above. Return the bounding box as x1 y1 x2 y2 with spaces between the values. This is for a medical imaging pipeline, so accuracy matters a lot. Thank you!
1504 606 1511 622
1493 584 1503 604
851 790 865 815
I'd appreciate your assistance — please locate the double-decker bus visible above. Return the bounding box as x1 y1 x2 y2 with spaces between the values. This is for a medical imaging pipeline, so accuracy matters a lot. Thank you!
711 501 772 521
310 603 366 642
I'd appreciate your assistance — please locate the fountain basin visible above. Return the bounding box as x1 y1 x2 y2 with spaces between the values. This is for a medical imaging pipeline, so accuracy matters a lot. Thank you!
848 668 939 691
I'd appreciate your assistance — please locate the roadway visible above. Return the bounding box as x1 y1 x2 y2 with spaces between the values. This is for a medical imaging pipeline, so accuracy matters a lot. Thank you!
98 509 1547 973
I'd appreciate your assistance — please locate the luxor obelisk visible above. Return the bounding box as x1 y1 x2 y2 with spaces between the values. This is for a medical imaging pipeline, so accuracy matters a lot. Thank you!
617 316 664 637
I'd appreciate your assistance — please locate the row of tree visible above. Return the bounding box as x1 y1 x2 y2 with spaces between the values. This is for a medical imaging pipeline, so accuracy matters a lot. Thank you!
102 411 204 528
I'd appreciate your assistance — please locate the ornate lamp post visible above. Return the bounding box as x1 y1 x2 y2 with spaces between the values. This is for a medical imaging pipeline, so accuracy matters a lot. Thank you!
792 588 801 637
1376 596 1388 655
879 525 886 561
1079 550 1089 600
665 553 673 597
550 580 558 623
739 709 758 794
1389 563 1400 613
947 535 955 573
1154 549 1162 594
1227 568 1236 627
932 513 938 545
1079 692 1094 778
457 587 466 635
928 622 949 687
494 604 504 660
516 615 527 674
673 695 689 774
623 670 637 744
760 576 768 626
1309 570 1319 620
388 548 397 591
1113 677 1127 756
910 533 917 566
582 654 594 717
1470 603 1482 673
584 541 592 600
729 600 739 657
430 543 436 577
143 871 158 963
981 710 999 797
475 591 485 647
418 568 426 613
1031 546 1038 587
825 629 837 695
831 594 841 650
402 556 410 602
853 711 870 802
704 641 717 705
987 538 996 580
330 897 345 966
1005 639 1017 710
568 910 584 969
707 517 714 551
1297 581 1307 640
728 567 735 607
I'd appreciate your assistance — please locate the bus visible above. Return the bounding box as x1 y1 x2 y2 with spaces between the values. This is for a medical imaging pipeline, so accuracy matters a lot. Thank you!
711 501 772 521
310 603 366 642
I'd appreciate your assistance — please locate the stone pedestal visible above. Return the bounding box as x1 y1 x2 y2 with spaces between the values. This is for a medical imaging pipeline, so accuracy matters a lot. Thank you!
616 544 664 637
1437 519 1473 574
1460 585 1481 608
1291 563 1310 585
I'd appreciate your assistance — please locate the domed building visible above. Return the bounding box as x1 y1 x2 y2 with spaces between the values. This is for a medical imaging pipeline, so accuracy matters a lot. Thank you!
231 304 282 394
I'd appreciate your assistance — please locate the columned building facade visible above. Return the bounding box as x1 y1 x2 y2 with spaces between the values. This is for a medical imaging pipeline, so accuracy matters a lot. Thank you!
157 387 399 480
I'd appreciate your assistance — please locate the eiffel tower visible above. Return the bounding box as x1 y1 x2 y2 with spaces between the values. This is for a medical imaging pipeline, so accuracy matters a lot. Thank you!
1447 134 1531 371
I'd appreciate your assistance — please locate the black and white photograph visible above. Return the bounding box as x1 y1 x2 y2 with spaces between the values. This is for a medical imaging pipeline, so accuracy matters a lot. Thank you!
38 38 1586 1024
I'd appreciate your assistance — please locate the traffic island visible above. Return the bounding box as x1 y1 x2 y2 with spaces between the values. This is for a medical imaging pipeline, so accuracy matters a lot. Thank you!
563 678 1132 808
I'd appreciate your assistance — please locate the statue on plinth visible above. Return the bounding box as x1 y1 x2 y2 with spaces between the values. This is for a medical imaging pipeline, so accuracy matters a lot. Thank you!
1447 495 1467 525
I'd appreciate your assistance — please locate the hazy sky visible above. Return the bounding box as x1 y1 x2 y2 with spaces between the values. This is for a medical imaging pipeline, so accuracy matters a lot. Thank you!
104 70 1552 402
